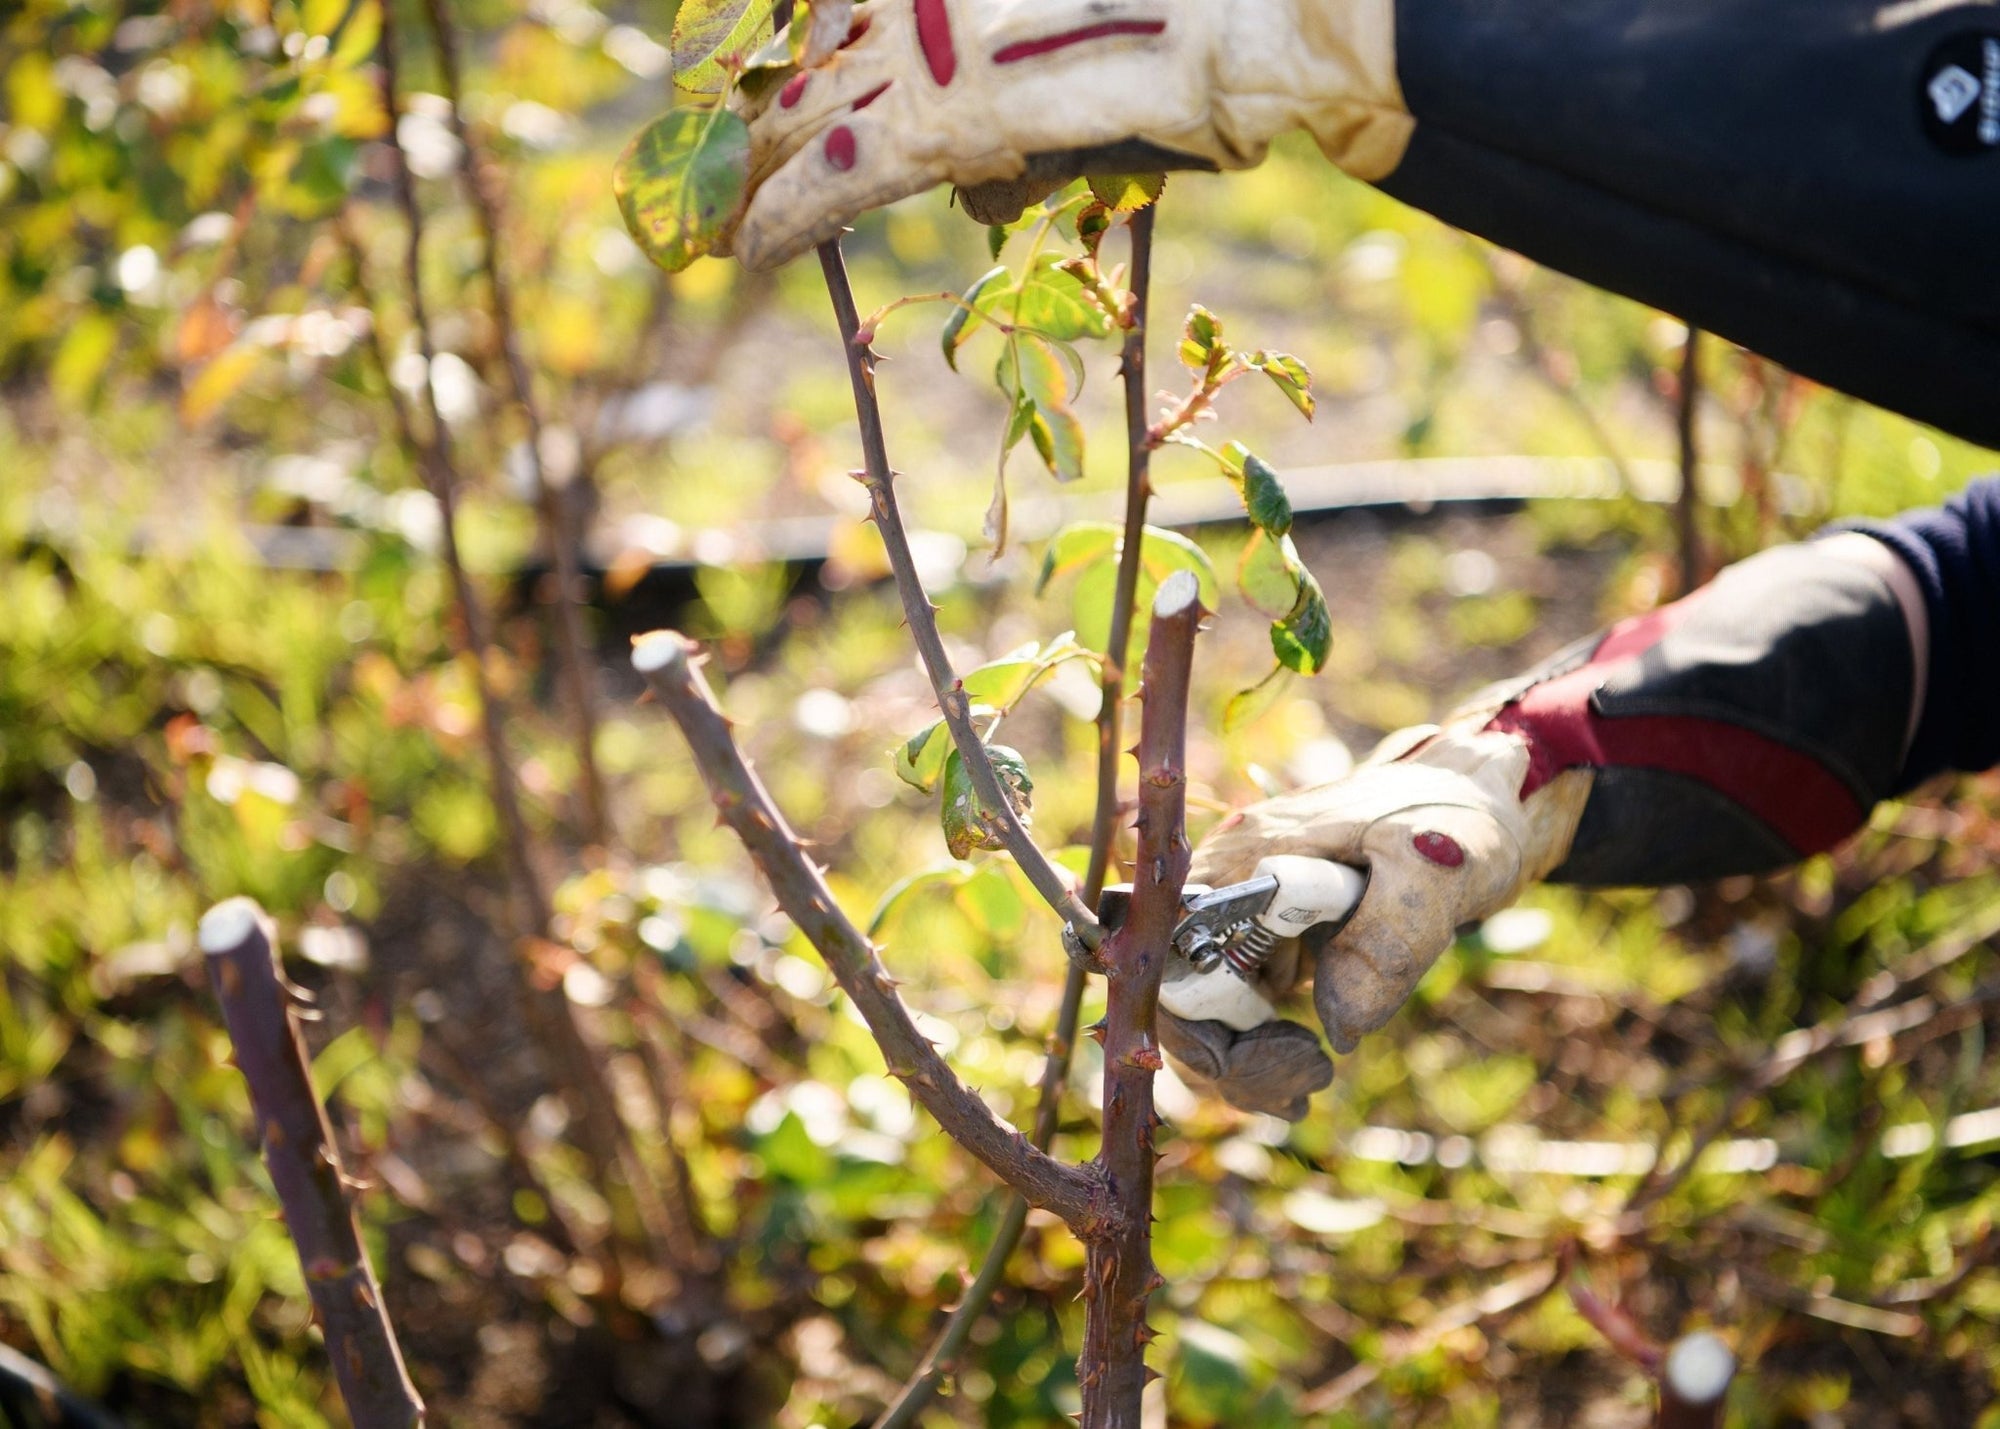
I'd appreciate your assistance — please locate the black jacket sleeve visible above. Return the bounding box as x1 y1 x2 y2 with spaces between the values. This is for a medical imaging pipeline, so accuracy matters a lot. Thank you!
1377 0 2000 449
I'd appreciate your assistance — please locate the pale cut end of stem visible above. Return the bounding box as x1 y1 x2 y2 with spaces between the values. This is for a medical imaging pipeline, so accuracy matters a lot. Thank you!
1662 1332 1735 1405
1153 569 1200 620
199 897 264 957
631 631 692 674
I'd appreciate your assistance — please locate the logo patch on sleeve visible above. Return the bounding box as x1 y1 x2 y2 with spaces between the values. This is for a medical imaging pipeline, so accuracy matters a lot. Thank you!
1920 32 2000 155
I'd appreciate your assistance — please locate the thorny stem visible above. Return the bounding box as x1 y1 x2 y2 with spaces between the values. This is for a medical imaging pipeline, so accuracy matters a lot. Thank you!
631 631 1100 1228
417 0 609 847
815 240 1101 948
1674 326 1703 596
372 4 669 1248
870 206 1157 1429
201 899 424 1429
1080 572 1203 1429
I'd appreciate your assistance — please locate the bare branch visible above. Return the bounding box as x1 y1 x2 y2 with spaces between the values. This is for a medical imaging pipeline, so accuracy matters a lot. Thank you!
815 240 1101 947
415 0 609 847
1080 571 1204 1429
631 631 1100 1228
872 205 1158 1429
368 5 668 1242
200 899 425 1429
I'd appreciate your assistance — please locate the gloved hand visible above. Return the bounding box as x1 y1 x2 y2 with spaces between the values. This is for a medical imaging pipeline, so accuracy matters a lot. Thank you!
1161 533 1926 1120
1159 724 1591 1118
724 0 1411 270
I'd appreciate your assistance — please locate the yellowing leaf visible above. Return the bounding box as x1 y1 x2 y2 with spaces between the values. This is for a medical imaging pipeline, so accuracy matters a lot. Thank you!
939 746 1033 859
614 108 751 273
180 343 263 424
671 0 778 95
1087 171 1165 212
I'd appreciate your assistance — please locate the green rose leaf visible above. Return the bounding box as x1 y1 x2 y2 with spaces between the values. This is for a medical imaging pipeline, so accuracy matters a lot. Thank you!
893 708 996 793
1239 451 1294 537
960 632 1094 711
1237 529 1302 620
866 862 975 936
939 746 1034 860
1087 171 1165 212
1248 349 1316 420
1178 304 1223 374
1037 521 1219 611
614 108 751 273
1223 666 1294 734
997 334 1086 482
1036 522 1121 594
1271 565 1332 674
983 253 1114 343
1075 202 1113 259
942 265 1008 371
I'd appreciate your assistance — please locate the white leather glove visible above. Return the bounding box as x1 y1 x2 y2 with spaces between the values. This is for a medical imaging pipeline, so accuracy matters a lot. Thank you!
726 0 1411 270
1160 723 1590 1117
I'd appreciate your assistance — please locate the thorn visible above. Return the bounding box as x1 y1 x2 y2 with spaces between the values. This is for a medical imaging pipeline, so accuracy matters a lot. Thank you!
1142 1365 1163 1386
1086 1019 1107 1044
1123 1040 1163 1072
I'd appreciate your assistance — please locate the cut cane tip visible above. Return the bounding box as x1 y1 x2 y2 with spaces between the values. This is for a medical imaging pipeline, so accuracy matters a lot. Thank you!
198 897 262 956
630 631 688 674
1663 1331 1735 1405
1153 569 1200 618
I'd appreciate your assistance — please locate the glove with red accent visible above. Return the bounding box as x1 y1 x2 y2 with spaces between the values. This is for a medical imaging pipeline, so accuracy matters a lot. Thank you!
1165 533 1925 1119
723 0 1411 270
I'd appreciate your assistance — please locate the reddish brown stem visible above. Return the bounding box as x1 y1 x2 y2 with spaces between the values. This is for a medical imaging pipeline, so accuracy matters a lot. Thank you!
416 0 609 847
871 204 1158 1429
816 240 1101 948
631 631 1100 1228
200 899 424 1429
1079 572 1204 1429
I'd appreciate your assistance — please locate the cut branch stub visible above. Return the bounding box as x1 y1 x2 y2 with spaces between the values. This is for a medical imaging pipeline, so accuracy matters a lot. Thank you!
201 898 425 1429
1079 569 1205 1429
1656 1332 1735 1429
631 631 1100 1228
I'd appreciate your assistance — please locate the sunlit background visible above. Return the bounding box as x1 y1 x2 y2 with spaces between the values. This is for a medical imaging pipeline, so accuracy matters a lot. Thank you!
3 0 1999 1424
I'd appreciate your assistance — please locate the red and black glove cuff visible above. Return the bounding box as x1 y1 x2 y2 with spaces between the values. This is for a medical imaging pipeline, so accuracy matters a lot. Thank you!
1475 540 1916 886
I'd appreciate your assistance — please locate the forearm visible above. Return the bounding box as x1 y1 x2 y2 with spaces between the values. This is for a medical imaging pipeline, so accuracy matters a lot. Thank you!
1371 0 2000 448
1846 476 2000 788
1469 476 2000 888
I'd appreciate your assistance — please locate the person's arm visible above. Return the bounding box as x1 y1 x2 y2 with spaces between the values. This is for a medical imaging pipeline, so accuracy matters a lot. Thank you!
1174 474 1998 1118
1378 0 2000 448
726 0 2000 447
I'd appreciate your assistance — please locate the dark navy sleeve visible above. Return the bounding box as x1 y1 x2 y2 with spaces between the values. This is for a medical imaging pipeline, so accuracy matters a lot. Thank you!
1852 475 2000 788
1377 0 2000 448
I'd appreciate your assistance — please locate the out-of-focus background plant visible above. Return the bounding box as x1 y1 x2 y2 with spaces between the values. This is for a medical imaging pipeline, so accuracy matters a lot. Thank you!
4 0 2000 1424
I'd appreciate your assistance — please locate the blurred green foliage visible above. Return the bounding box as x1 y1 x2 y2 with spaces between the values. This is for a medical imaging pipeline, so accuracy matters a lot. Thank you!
3 0 1999 1425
